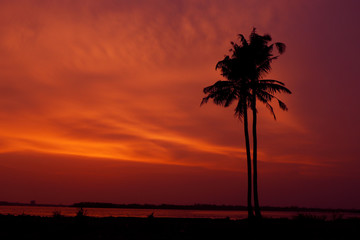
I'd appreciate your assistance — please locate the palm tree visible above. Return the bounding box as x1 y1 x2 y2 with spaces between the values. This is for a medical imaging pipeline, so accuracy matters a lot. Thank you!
201 28 291 218
245 29 292 218
201 41 254 218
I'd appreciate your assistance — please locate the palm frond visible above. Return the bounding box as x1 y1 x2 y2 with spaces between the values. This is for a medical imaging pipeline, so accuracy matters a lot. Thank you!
256 56 278 76
234 100 245 120
215 55 230 70
250 27 257 42
265 102 276 120
256 91 290 119
260 79 285 86
278 99 288 111
238 34 248 47
262 34 272 42
275 42 286 54
201 95 211 105
256 90 274 103
258 81 292 95
234 94 250 120
201 80 238 107
224 88 237 107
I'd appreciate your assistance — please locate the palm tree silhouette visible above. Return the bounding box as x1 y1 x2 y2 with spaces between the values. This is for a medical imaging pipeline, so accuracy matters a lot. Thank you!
201 28 291 218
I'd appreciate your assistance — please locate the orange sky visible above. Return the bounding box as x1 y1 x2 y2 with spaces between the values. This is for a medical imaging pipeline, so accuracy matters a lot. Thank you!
1 0 359 208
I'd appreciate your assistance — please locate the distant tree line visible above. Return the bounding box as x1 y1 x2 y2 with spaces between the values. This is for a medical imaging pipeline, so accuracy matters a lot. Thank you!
1 201 359 213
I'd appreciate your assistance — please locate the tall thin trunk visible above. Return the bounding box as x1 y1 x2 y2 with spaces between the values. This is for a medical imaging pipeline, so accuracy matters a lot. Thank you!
252 95 262 218
243 108 254 218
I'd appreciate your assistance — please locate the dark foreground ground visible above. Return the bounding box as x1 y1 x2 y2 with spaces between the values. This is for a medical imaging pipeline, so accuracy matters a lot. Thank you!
0 214 359 240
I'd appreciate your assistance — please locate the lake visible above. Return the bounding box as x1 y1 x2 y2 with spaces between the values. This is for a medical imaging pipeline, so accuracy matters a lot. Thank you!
0 206 359 220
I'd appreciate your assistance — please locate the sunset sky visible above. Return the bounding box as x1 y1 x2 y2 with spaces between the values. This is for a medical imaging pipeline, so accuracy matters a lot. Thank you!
0 0 359 209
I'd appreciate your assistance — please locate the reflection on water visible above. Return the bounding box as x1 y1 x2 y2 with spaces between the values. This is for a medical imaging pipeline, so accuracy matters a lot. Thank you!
0 206 359 220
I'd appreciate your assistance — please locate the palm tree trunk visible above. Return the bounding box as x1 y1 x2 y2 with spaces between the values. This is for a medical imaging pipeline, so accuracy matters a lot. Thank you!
252 95 262 218
243 108 254 218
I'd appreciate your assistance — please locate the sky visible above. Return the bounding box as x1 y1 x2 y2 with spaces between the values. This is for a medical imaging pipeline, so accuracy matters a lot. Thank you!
0 0 359 209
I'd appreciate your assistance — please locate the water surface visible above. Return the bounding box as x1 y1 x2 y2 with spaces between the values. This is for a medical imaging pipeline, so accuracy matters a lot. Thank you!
0 206 358 220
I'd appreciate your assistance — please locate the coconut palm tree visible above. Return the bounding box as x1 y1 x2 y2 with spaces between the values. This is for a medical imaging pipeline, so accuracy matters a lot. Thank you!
201 28 291 218
245 29 292 218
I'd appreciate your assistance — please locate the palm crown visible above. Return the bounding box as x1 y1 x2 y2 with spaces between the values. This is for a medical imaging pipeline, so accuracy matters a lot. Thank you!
202 28 291 120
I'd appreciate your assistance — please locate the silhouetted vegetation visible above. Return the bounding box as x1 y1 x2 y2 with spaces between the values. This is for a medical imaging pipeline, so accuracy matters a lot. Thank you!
52 210 63 218
75 207 87 218
0 214 358 240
